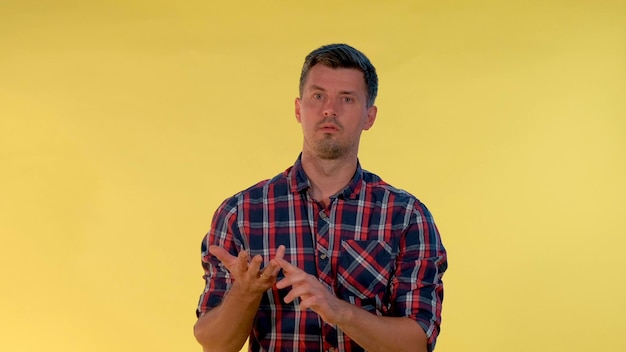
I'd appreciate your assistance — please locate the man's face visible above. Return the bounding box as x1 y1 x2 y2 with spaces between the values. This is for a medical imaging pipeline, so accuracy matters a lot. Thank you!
295 64 377 160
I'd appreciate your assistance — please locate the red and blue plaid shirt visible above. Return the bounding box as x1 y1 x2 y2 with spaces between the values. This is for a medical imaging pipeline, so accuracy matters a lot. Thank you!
197 156 447 352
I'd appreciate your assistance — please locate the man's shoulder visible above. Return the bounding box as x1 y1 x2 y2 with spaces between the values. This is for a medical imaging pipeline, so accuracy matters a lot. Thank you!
361 169 425 208
362 169 412 197
227 167 292 202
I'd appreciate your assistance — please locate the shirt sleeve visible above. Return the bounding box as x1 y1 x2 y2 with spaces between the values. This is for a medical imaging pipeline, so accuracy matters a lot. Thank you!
195 196 243 317
391 201 447 352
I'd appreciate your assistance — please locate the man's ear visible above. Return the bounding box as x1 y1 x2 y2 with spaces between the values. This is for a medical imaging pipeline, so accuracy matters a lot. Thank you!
295 97 302 123
363 105 377 130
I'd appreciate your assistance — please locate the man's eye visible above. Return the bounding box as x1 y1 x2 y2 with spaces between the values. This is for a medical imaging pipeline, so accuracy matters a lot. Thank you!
313 94 323 100
343 97 354 103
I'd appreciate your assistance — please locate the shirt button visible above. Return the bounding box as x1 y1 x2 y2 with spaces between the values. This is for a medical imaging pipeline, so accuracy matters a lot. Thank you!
320 253 327 260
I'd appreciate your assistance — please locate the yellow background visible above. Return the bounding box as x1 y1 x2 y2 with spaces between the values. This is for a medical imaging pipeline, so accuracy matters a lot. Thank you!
1 1 625 351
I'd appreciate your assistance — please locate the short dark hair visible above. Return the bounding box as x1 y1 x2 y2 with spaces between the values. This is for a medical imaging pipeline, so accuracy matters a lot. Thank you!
299 43 378 107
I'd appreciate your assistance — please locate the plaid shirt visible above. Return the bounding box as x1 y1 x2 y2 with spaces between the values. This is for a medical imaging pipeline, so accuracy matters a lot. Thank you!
197 156 447 352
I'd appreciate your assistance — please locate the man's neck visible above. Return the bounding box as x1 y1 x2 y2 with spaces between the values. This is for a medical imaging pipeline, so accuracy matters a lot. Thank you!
300 152 358 208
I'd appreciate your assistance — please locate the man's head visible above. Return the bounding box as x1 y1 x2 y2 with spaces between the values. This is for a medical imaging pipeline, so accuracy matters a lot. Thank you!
299 44 378 108
295 44 378 161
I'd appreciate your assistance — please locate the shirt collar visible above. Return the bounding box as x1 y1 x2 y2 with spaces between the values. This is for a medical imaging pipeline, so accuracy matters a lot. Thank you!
288 154 364 200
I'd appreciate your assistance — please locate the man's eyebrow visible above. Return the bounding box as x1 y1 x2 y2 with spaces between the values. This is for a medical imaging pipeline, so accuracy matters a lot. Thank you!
308 85 357 96
308 84 327 91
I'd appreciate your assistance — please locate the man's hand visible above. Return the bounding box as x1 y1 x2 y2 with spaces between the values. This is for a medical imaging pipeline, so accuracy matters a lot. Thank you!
275 256 428 352
194 245 286 352
275 257 346 325
209 245 286 295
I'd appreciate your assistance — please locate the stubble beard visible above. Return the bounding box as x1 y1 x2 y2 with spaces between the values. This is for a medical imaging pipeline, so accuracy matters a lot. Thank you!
314 134 347 160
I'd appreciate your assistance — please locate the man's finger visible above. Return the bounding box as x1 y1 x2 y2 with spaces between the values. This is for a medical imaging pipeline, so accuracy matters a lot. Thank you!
236 250 250 272
275 257 309 290
274 245 286 261
276 257 301 274
248 254 264 274
209 245 237 267
270 245 286 276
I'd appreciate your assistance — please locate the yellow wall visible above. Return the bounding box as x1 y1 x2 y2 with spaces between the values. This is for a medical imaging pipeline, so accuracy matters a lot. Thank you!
1 1 625 351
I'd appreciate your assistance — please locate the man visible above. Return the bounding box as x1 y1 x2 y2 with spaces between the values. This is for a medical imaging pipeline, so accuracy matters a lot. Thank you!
194 43 447 352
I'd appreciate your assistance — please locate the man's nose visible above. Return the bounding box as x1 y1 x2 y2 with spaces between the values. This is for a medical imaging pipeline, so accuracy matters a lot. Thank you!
322 98 339 117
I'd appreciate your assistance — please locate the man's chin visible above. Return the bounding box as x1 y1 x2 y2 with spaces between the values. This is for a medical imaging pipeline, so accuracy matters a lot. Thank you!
312 140 346 160
316 149 343 160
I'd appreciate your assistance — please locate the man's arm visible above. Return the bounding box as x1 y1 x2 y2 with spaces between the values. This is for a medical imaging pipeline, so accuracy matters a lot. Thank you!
276 258 428 352
331 301 428 352
194 246 285 352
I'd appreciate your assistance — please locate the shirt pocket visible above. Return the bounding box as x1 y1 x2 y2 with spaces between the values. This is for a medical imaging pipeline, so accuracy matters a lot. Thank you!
336 240 394 315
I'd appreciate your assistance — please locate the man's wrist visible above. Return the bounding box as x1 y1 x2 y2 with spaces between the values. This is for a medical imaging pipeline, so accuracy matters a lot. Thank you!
226 282 264 304
332 297 357 327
